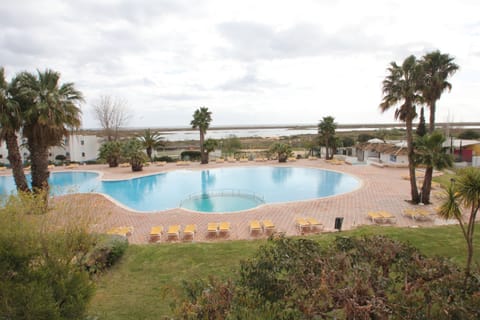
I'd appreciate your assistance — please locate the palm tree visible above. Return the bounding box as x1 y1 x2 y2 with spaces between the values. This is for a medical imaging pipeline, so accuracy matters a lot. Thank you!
438 167 480 284
12 69 83 193
98 140 122 167
380 55 423 203
0 68 30 192
414 132 453 204
420 51 459 133
122 139 147 172
269 142 292 162
203 138 218 163
190 107 212 164
137 128 164 161
419 51 458 204
318 116 337 160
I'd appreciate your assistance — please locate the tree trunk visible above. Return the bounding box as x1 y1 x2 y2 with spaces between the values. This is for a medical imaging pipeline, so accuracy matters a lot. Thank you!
421 167 433 204
406 118 420 203
5 131 30 193
29 143 50 193
146 147 152 161
428 101 436 133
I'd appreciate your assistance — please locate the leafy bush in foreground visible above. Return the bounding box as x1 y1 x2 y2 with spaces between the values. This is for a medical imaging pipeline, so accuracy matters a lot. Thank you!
0 193 98 319
175 235 480 319
83 234 129 275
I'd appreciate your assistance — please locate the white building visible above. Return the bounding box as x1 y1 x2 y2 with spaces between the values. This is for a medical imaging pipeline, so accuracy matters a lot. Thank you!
0 134 101 165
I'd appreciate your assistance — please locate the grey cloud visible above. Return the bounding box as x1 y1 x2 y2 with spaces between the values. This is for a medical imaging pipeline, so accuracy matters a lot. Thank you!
219 66 283 92
217 22 383 61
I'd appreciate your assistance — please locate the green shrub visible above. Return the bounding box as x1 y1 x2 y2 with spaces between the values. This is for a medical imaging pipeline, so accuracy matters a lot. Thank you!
180 150 201 161
154 155 175 162
83 235 129 275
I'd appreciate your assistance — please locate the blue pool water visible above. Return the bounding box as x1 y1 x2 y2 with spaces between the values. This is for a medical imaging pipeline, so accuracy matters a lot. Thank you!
0 167 360 213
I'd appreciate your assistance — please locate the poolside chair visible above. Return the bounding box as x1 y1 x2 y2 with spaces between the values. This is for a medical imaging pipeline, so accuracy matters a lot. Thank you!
149 226 163 242
378 211 397 223
167 224 181 240
239 158 249 162
219 222 231 236
227 157 236 163
295 218 310 234
107 226 133 237
183 224 197 241
367 211 384 223
306 217 323 232
404 208 433 221
207 222 219 236
249 220 262 234
262 220 276 233
215 158 225 163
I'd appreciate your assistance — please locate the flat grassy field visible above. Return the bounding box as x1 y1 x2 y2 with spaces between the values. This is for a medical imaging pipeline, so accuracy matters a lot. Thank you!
87 224 480 319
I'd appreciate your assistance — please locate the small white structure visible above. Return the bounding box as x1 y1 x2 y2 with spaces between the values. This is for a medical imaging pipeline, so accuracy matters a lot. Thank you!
0 134 101 165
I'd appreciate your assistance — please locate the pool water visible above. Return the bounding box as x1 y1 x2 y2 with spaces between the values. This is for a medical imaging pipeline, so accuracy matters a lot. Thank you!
0 167 360 213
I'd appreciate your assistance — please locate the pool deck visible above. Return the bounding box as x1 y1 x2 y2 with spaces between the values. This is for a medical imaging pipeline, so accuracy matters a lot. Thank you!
3 159 450 243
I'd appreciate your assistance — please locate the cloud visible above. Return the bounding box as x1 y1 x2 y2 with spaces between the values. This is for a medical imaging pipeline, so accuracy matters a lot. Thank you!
216 22 384 61
219 65 283 92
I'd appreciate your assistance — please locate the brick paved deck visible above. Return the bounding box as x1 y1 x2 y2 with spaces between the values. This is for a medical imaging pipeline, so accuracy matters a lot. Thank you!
20 160 449 244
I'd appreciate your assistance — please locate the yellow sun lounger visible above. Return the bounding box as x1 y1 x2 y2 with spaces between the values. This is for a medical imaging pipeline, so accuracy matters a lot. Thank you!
149 226 163 242
295 218 310 233
368 211 384 223
107 226 133 237
167 225 181 240
183 224 197 241
262 220 276 233
378 211 397 223
306 217 323 231
250 220 262 234
219 222 231 235
207 222 219 236
403 208 433 221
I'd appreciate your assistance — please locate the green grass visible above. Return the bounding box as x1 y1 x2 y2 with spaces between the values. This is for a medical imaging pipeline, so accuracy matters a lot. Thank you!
87 225 480 319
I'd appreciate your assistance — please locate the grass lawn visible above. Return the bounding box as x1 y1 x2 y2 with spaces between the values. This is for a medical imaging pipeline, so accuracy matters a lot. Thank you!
87 224 480 319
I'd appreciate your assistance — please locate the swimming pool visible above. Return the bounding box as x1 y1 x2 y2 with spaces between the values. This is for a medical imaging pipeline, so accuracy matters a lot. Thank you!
0 167 360 212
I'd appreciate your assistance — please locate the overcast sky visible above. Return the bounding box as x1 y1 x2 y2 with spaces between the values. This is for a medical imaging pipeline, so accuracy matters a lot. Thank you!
1 0 479 129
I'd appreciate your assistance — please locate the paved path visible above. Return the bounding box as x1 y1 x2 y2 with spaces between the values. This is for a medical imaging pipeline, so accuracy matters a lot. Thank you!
46 159 447 244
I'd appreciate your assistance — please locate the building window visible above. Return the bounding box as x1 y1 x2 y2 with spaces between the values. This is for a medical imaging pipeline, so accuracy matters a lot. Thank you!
82 152 85 157
66 152 70 156
49 153 52 157
81 140 84 145
0 154 3 159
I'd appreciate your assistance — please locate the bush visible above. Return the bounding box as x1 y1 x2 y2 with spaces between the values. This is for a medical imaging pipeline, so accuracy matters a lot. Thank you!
83 235 129 275
154 156 175 163
176 235 480 319
0 193 97 319
180 150 201 161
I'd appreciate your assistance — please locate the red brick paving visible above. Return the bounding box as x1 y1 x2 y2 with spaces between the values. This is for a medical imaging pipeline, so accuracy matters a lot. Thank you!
43 160 446 243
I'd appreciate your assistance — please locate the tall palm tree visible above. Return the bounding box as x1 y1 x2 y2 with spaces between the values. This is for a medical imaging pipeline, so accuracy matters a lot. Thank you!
414 132 453 204
12 69 83 193
137 128 164 161
420 51 459 133
438 167 480 284
318 116 337 160
420 51 459 204
0 68 30 192
190 107 212 164
380 55 423 204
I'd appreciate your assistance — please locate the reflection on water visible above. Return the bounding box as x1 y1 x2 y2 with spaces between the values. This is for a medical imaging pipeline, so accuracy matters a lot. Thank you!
271 167 292 184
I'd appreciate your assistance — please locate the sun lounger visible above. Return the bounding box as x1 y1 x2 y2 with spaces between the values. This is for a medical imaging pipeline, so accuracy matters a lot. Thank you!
215 158 225 163
149 226 163 242
219 222 230 235
167 224 181 240
306 217 323 231
378 211 396 223
227 157 236 163
262 220 276 233
119 162 130 168
308 156 317 160
183 224 197 241
368 211 384 223
403 208 433 221
107 226 133 237
295 218 310 233
156 161 167 166
207 222 219 236
176 161 191 166
287 157 297 162
239 158 249 162
250 220 262 234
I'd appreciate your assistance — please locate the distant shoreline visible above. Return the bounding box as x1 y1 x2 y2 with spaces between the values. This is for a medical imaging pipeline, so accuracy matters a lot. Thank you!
81 122 480 133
